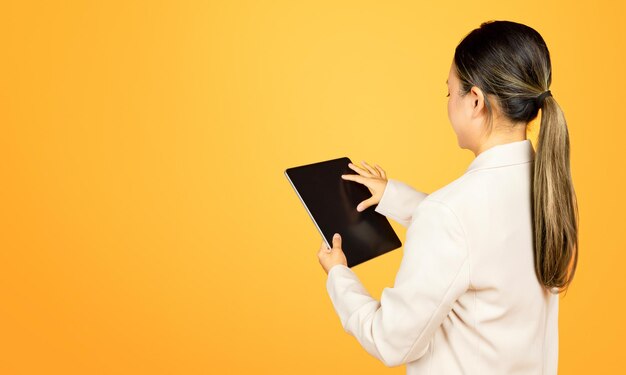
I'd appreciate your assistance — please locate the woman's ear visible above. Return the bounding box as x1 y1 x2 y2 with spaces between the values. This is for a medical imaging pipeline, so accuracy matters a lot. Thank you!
469 85 486 116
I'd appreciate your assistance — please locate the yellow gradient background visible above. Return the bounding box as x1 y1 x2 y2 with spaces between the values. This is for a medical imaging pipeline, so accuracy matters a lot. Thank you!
1 1 624 374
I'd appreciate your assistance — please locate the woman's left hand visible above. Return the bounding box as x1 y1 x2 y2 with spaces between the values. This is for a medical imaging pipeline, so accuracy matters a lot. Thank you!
317 233 348 274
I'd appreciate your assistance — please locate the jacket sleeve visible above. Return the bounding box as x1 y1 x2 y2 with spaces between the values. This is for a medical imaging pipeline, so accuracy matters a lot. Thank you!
325 199 470 367
374 178 429 228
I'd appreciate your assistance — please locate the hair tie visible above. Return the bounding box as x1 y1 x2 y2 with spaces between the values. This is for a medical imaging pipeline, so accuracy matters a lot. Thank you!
536 90 552 107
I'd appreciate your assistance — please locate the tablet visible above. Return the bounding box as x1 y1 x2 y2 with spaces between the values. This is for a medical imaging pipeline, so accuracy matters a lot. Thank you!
285 156 402 268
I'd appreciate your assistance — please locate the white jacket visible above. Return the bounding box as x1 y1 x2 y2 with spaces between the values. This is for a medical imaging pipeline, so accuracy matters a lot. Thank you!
326 139 559 374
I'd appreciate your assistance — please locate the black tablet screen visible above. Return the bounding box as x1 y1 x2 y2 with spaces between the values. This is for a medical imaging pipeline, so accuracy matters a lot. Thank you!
285 157 402 267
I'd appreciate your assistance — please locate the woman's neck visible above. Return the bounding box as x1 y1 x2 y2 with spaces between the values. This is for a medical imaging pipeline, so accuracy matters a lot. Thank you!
474 129 528 157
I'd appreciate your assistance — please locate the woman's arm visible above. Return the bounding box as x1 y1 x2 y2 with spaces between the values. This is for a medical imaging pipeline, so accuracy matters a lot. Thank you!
326 199 470 367
374 178 429 228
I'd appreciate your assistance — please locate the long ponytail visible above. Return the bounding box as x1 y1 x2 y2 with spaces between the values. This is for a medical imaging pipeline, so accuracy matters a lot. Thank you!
532 96 579 295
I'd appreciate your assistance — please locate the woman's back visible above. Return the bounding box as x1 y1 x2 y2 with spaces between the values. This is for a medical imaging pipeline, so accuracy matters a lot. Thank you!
406 139 558 374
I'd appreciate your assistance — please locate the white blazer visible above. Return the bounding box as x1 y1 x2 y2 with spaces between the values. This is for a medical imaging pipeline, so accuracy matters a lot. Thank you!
326 139 559 374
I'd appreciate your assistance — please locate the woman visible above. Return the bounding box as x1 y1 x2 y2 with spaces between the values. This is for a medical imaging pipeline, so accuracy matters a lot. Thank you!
317 20 579 374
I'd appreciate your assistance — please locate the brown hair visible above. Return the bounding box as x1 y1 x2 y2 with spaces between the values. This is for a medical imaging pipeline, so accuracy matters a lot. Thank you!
454 20 579 295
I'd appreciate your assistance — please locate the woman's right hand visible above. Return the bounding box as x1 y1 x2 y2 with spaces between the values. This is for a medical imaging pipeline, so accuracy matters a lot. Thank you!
341 161 388 212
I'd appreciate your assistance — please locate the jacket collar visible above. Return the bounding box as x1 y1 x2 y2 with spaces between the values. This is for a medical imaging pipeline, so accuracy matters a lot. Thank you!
465 139 535 173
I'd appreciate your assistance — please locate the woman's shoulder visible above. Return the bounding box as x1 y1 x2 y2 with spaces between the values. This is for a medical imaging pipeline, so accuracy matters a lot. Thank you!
415 165 531 225
421 172 485 207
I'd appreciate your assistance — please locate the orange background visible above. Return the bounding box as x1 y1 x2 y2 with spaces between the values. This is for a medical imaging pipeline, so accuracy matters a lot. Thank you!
1 1 624 373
